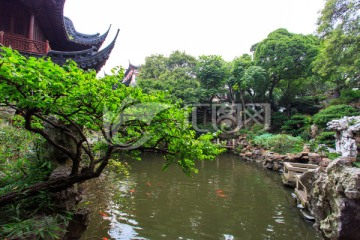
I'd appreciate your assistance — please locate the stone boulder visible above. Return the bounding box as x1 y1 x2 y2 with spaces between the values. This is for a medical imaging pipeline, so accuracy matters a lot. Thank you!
309 158 360 240
327 116 360 157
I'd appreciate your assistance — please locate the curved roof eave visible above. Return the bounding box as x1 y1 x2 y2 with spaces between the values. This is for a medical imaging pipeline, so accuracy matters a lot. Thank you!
19 0 110 51
47 29 120 72
64 17 111 50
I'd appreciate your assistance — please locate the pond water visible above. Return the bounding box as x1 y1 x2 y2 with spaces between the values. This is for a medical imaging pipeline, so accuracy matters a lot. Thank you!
81 153 320 240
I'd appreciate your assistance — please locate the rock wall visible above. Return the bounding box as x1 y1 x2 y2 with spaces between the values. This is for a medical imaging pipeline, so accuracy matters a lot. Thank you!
309 159 360 240
327 116 360 157
238 144 330 171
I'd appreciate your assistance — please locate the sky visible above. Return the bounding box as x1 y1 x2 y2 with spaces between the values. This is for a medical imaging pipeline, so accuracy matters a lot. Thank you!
64 0 326 73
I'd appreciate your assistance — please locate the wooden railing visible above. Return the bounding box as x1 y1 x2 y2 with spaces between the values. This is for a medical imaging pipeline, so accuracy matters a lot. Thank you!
295 175 308 207
0 31 49 55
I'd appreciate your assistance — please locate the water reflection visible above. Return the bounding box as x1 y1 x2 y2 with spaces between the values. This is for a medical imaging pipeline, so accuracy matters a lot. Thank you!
81 154 320 240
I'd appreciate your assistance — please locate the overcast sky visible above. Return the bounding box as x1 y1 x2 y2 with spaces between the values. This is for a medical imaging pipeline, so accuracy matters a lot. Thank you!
64 0 325 73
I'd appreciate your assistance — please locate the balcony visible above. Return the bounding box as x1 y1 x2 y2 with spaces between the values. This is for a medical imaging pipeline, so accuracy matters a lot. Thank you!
0 31 49 55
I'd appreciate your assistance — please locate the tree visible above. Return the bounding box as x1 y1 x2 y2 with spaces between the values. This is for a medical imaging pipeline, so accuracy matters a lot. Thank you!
0 47 222 206
241 66 268 103
196 55 229 102
137 51 202 104
137 54 168 80
229 54 253 104
252 29 320 109
314 0 360 93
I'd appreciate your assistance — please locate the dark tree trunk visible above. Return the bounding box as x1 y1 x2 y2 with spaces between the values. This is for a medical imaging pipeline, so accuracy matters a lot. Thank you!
0 171 100 207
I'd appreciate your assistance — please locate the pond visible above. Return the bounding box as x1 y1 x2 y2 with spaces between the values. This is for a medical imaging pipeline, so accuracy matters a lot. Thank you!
81 153 320 239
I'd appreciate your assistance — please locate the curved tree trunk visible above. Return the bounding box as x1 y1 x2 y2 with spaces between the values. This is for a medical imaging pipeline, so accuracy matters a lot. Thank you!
0 170 100 207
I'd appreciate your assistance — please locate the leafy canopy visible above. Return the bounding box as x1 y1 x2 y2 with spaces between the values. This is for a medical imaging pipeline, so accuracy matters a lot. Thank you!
137 51 202 104
196 55 229 102
315 0 360 90
252 28 320 107
0 47 223 206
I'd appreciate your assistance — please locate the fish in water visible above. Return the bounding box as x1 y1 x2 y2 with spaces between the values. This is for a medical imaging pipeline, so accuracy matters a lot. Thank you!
99 210 109 217
216 189 226 197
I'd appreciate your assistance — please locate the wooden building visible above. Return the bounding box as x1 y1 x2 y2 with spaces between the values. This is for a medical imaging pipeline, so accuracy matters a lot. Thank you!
0 0 119 72
122 63 139 86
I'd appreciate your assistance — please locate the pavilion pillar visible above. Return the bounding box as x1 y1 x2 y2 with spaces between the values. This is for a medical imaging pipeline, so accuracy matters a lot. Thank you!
0 31 4 45
45 40 50 54
28 13 35 40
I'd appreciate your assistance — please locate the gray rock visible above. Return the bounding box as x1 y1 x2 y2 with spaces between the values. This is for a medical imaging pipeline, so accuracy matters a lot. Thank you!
309 158 360 240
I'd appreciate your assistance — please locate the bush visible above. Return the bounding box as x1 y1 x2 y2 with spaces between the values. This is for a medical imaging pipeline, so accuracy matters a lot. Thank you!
0 124 52 194
237 124 267 142
315 131 336 148
330 89 360 105
313 105 359 128
270 112 288 133
281 114 312 138
253 133 304 154
290 95 325 115
0 124 62 240
353 162 360 168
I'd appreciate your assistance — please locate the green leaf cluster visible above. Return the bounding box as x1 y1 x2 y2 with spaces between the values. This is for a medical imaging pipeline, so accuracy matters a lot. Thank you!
0 46 224 210
281 114 312 139
253 133 304 154
315 0 360 90
313 104 359 128
0 123 51 195
137 51 203 105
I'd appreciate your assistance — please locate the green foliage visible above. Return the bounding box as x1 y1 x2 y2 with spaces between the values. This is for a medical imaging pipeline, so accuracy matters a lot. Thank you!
241 66 268 102
0 46 222 191
252 28 320 107
253 133 304 154
137 51 202 104
281 114 312 138
0 188 72 239
0 124 52 194
315 0 360 90
288 95 325 115
138 54 168 79
270 112 288 133
237 124 267 143
327 152 341 160
353 162 360 168
330 89 360 105
0 212 70 239
196 55 229 101
313 104 359 128
137 76 202 105
315 131 336 148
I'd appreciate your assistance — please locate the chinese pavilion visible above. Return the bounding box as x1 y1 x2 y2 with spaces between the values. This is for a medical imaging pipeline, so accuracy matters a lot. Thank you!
122 63 139 86
0 0 119 72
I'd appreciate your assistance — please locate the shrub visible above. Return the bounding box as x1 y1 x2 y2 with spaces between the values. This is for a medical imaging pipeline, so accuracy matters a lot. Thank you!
290 95 325 115
313 105 359 128
253 133 304 154
353 162 360 168
236 124 267 142
0 124 52 194
315 131 336 148
330 89 360 105
270 112 288 133
0 212 70 239
281 114 312 138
